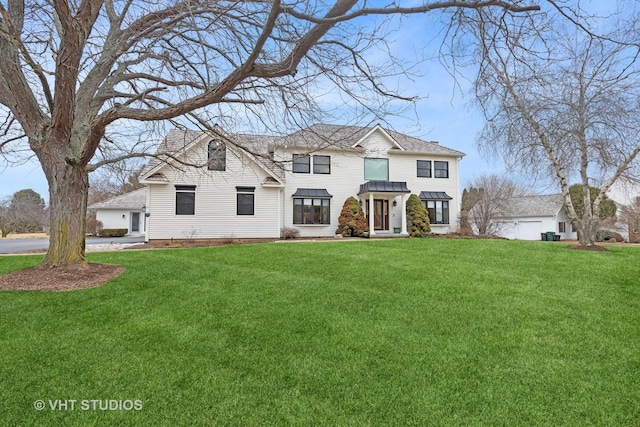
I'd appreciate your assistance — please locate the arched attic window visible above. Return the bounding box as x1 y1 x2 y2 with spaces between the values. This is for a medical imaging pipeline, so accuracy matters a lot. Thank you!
208 140 226 171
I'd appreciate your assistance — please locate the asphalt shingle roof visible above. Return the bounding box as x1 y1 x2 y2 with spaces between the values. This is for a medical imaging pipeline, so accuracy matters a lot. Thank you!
140 124 466 181
496 194 565 218
88 188 147 210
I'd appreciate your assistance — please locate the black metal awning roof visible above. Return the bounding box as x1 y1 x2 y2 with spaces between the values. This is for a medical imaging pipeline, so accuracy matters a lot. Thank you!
358 180 411 195
419 191 452 200
292 188 333 198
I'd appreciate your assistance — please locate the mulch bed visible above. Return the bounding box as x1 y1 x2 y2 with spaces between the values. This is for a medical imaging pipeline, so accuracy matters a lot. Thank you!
0 263 125 292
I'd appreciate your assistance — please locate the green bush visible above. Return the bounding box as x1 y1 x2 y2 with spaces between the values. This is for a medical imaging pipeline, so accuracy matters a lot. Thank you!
595 230 624 242
99 228 128 237
406 194 431 237
336 196 369 237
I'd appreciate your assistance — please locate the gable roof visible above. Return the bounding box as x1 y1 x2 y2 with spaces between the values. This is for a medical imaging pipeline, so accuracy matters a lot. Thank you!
139 124 465 182
139 128 284 182
496 194 566 218
88 188 147 210
276 123 465 156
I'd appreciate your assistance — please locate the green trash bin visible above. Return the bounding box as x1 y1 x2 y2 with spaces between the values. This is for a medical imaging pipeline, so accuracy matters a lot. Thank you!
546 231 556 241
541 233 547 241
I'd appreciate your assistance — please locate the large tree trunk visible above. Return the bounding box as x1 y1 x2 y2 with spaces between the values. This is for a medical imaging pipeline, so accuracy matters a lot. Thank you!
41 161 89 267
576 218 598 246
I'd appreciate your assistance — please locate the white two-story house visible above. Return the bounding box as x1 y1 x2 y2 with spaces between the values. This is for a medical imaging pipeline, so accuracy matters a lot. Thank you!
139 124 465 240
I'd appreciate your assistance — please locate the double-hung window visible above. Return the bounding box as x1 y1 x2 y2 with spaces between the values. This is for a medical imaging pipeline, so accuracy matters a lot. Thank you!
293 154 331 174
175 185 196 215
434 161 449 178
236 187 255 216
292 154 311 173
417 160 432 178
313 155 331 174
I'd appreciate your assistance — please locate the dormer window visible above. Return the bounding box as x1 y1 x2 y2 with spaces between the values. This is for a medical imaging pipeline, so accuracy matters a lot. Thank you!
208 140 226 171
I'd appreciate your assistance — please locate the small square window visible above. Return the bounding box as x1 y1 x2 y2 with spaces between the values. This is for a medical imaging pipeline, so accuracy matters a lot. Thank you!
293 154 310 173
417 160 431 178
364 158 389 181
313 155 331 174
434 161 449 178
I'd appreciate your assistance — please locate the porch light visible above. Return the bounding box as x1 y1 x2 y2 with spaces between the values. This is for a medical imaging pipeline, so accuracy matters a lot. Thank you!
142 205 150 217
393 200 397 207
358 199 362 207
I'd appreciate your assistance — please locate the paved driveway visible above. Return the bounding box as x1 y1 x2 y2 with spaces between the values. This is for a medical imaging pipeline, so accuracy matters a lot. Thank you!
0 236 145 254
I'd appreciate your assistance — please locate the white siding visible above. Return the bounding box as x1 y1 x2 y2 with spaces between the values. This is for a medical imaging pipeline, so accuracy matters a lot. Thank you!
146 147 281 240
276 147 365 238
391 153 461 234
96 210 144 234
146 127 464 239
274 128 462 237
96 210 130 230
497 210 578 241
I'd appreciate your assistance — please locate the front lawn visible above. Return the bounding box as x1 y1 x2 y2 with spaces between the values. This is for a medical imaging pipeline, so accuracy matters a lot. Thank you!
0 239 638 425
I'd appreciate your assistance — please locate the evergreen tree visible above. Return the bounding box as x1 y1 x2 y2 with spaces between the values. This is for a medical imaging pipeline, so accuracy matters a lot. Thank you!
406 194 431 237
336 197 369 237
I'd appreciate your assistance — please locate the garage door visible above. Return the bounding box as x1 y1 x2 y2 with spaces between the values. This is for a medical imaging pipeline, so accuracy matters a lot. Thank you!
518 221 543 240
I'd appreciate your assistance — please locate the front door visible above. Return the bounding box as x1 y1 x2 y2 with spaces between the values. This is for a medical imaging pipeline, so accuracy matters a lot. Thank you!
130 212 140 233
373 199 389 231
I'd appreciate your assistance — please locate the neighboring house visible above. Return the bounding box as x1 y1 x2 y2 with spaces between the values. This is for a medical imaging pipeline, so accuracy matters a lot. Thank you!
139 124 465 241
88 188 147 235
607 178 640 242
480 194 578 241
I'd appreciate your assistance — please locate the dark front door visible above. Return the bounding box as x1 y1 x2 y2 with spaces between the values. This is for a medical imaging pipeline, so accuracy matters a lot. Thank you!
373 199 389 230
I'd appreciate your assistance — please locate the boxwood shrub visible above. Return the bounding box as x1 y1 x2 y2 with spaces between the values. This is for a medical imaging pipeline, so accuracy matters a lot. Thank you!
98 228 128 237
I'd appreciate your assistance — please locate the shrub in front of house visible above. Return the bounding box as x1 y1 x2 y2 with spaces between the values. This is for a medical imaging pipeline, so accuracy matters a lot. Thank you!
280 227 300 240
336 196 369 237
86 218 103 236
596 229 624 242
406 194 431 237
98 228 128 237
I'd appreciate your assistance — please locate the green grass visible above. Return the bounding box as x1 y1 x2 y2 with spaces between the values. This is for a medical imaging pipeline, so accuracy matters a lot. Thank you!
0 239 639 426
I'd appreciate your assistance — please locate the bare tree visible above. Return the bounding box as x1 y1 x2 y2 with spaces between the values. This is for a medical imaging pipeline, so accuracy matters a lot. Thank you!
0 196 13 237
0 1 544 268
466 174 529 235
469 4 640 246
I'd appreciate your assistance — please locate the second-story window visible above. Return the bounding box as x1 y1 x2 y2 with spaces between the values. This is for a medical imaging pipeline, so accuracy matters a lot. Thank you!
434 161 449 178
313 155 331 174
364 158 389 181
417 160 432 178
292 154 311 173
